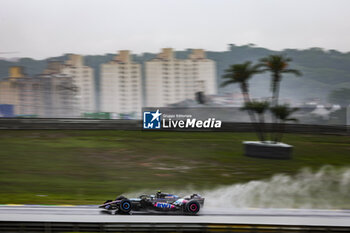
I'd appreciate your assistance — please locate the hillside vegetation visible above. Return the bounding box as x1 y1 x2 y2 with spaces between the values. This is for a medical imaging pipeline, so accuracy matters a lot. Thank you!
1 44 350 105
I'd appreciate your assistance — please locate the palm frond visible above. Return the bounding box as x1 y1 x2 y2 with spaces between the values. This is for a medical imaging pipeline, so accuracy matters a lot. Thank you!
270 104 299 121
282 69 302 76
221 61 262 87
220 79 235 87
242 100 270 114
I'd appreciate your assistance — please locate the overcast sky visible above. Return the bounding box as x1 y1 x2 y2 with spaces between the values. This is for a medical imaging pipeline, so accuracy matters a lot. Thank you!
0 0 349 59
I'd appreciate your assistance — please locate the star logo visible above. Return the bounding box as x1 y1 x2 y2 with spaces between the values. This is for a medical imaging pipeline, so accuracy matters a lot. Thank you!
151 109 162 122
143 109 162 129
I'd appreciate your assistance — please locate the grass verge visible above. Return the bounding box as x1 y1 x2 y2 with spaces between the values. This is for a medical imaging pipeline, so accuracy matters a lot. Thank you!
0 130 349 204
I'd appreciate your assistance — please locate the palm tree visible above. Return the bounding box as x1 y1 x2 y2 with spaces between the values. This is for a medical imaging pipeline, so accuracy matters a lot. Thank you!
221 62 262 137
270 104 299 142
259 55 301 106
221 61 262 104
242 101 270 141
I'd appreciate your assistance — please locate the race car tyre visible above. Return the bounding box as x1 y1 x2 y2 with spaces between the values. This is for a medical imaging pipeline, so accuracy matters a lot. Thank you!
118 199 132 213
185 200 200 215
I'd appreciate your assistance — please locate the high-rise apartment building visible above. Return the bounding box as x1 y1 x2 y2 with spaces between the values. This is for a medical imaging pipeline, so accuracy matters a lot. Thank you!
0 66 26 115
145 48 217 107
38 73 78 118
61 54 95 114
100 50 142 118
0 66 77 117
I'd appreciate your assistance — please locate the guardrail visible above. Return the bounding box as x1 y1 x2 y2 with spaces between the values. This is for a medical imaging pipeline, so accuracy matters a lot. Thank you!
0 118 348 135
1 221 350 232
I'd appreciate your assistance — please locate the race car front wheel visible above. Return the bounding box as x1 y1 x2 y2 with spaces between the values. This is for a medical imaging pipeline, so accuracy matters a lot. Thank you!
185 200 200 215
118 199 132 213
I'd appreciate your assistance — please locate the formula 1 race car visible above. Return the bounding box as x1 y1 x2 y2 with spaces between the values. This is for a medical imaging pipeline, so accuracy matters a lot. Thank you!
99 191 204 215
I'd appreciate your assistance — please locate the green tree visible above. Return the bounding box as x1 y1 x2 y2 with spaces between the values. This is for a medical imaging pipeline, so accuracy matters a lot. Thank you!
270 104 299 142
221 62 263 138
242 101 270 141
221 61 262 104
259 55 302 106
222 58 300 144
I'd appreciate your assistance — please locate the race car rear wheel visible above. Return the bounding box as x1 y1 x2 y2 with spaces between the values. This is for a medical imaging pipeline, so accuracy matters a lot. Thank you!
118 199 132 213
185 200 200 215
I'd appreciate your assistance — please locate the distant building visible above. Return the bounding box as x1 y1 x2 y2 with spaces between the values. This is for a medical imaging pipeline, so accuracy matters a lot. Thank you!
145 48 217 107
37 73 78 118
0 66 48 116
100 50 142 118
0 104 14 117
0 66 25 115
0 66 77 117
60 54 95 114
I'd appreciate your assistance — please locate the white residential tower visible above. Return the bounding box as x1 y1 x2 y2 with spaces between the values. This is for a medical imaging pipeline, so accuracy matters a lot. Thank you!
145 48 216 107
100 50 142 118
61 54 95 114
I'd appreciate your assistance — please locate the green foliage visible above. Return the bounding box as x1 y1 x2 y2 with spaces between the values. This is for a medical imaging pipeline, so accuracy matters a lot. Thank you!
270 104 299 123
328 88 350 106
221 61 262 87
269 104 299 142
242 100 270 142
224 55 302 142
242 100 270 114
221 61 263 104
1 45 349 103
259 54 302 98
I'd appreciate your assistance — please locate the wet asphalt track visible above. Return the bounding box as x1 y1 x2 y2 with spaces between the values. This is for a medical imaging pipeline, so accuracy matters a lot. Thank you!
0 205 350 227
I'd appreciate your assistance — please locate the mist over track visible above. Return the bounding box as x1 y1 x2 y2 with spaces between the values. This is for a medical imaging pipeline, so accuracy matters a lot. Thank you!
124 166 350 210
